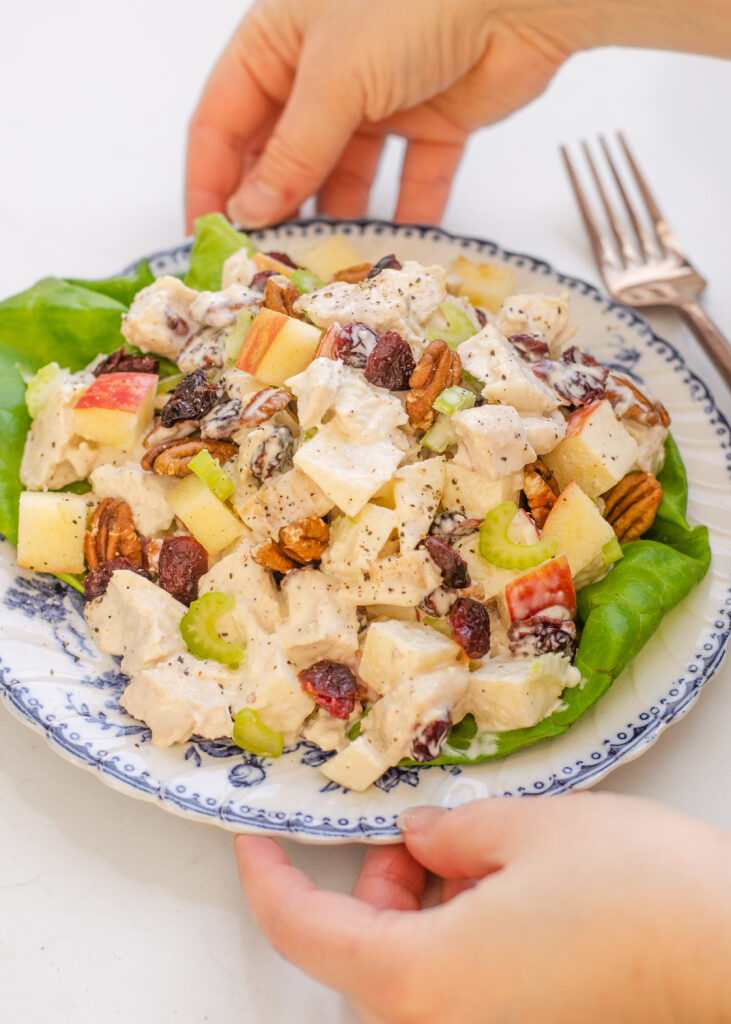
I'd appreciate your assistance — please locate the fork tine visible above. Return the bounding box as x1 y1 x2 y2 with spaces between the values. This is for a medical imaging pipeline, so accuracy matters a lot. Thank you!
560 145 621 274
581 141 640 267
617 133 687 260
598 136 663 262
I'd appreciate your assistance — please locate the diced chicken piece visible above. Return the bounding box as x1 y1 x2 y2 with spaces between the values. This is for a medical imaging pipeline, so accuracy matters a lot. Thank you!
442 464 523 519
458 325 560 413
623 420 668 475
198 537 281 631
293 421 404 517
177 326 226 373
468 653 580 731
320 503 396 580
452 405 536 480
295 261 446 351
494 291 576 357
221 248 258 289
84 570 186 676
362 664 470 765
302 706 359 753
189 284 261 329
359 620 461 696
20 370 100 490
319 735 391 792
89 461 177 535
393 458 444 551
542 400 639 497
342 550 443 606
285 357 344 429
120 652 234 748
219 367 264 403
276 569 359 669
120 276 199 360
455 511 540 601
521 413 567 456
239 467 334 539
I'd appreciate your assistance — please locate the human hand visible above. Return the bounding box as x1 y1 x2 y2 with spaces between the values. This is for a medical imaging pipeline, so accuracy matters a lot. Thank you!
185 0 592 231
235 793 731 1023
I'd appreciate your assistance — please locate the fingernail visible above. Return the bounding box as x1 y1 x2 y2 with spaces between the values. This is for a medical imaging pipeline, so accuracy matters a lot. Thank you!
227 179 284 228
396 805 448 834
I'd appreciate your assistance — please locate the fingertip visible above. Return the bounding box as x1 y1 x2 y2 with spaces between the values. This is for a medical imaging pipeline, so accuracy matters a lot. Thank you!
397 805 449 835
227 178 289 229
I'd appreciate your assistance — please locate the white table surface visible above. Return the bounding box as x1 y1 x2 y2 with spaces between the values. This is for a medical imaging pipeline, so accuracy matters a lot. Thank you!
1 3 729 1022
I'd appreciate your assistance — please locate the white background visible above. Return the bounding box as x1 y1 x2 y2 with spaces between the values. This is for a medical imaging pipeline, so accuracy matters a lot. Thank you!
1 3 730 1022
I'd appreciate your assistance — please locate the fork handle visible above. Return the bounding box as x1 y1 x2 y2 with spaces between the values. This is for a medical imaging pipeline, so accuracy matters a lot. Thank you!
678 302 731 388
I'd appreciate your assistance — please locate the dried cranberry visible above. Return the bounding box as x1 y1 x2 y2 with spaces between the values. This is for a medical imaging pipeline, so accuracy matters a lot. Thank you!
364 331 416 390
298 660 361 719
507 616 577 660
331 322 380 368
266 251 298 269
83 557 151 600
430 511 482 541
420 586 458 618
93 346 159 376
249 270 277 292
508 334 550 362
447 598 491 658
423 536 469 589
160 369 220 426
157 537 209 605
410 712 452 762
532 355 608 407
367 254 402 278
166 312 190 336
474 307 487 328
250 424 294 480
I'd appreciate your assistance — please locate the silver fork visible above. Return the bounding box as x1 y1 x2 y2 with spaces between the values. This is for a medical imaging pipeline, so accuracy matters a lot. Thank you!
561 134 731 387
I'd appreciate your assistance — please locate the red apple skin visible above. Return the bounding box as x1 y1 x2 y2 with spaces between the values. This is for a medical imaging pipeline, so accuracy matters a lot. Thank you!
565 400 603 437
75 372 158 412
504 555 577 621
236 307 288 374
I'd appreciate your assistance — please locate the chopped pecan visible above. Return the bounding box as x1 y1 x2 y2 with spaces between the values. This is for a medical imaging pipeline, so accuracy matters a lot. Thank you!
523 460 560 529
141 437 238 475
278 516 330 563
84 498 143 570
251 539 298 573
331 262 374 283
406 340 462 431
605 372 670 428
603 472 663 542
240 387 291 427
262 276 302 317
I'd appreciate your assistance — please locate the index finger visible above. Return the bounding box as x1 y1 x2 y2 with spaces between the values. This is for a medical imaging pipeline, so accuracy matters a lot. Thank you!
234 835 415 995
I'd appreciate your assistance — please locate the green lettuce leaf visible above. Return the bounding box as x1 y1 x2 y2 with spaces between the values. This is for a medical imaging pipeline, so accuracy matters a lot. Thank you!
410 435 711 766
184 213 255 291
66 258 154 306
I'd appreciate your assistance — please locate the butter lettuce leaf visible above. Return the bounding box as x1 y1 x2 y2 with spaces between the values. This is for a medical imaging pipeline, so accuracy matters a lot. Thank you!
184 213 255 291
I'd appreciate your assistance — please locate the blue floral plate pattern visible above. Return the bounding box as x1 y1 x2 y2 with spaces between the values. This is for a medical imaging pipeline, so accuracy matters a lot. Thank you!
1 220 729 843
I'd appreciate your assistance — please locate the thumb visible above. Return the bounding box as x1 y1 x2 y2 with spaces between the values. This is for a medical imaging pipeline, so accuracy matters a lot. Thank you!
399 795 591 879
227 46 362 227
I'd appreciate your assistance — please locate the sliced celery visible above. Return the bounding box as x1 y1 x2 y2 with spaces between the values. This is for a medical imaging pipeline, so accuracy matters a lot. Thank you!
291 268 323 294
54 572 85 594
425 301 478 349
25 362 65 418
602 535 624 565
233 708 283 758
432 385 476 416
422 615 453 638
478 501 557 570
157 372 185 395
421 414 457 453
188 449 234 502
224 309 255 366
180 592 246 665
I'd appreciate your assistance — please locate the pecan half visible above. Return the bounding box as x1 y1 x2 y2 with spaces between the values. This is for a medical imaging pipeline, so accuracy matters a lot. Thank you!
251 539 298 573
406 340 462 431
605 372 670 428
84 498 142 570
331 262 374 284
523 460 560 529
239 387 291 427
278 516 330 563
262 276 301 317
603 472 663 542
141 437 238 475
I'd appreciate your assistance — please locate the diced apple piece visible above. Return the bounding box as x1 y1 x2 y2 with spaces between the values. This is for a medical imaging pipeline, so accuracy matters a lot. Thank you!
393 458 444 551
442 464 523 519
455 510 539 601
73 372 157 448
359 620 460 696
167 475 244 554
449 255 515 313
541 481 615 578
504 555 576 622
297 234 364 282
542 400 639 497
342 550 443 606
319 735 390 792
252 251 295 278
321 503 396 579
17 491 89 574
469 654 580 731
235 308 322 386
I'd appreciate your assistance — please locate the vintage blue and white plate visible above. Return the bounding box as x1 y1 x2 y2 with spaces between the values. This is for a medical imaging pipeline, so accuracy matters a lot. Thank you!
1 220 729 843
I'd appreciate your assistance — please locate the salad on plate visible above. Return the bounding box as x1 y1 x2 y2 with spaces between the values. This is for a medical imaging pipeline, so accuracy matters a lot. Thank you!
2 215 710 792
